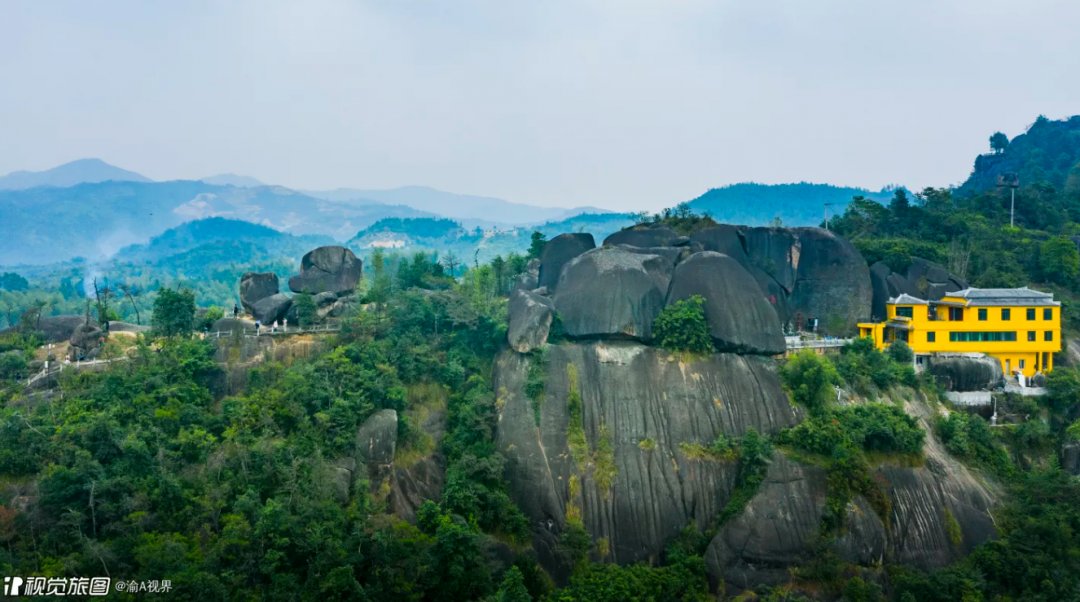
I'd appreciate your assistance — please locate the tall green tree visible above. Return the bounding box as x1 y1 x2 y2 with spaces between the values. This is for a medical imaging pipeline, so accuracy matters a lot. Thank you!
151 287 196 336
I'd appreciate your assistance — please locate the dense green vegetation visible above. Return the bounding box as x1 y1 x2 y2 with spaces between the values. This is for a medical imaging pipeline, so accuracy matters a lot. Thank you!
653 295 713 354
686 182 894 227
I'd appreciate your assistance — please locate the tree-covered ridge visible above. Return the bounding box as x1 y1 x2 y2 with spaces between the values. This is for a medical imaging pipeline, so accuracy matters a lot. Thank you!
961 115 1080 196
686 182 895 227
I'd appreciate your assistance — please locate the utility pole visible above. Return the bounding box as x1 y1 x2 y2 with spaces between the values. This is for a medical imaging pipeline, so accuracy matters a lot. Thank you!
823 203 836 231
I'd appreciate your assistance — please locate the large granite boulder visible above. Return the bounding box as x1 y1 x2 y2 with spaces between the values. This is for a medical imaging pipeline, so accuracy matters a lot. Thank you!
1063 441 1080 476
211 317 249 333
603 226 686 249
251 293 292 324
927 354 1003 391
786 228 873 335
356 409 398 484
239 272 279 314
508 290 555 353
870 258 968 320
666 252 785 355
0 315 87 343
40 315 90 343
494 342 800 579
69 321 104 361
512 259 541 293
689 224 748 260
552 246 672 341
288 246 363 295
537 233 595 291
742 227 800 293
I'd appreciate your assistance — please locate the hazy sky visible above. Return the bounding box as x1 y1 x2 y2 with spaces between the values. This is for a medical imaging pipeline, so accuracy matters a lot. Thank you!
2 1 1078 211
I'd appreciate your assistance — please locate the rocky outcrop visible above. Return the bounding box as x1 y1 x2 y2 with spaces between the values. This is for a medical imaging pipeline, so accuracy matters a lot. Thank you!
705 455 829 588
603 226 686 249
39 315 90 343
1063 441 1080 476
705 411 997 591
356 409 399 484
666 252 785 354
508 290 555 353
211 317 249 333
288 246 363 294
927 354 1003 391
870 258 968 319
68 320 104 361
494 342 800 577
552 246 672 341
538 233 595 291
251 293 292 324
512 259 541 293
240 272 279 314
787 228 873 334
690 225 871 335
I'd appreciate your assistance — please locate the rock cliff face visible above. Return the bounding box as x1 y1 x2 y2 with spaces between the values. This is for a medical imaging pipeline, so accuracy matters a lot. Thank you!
688 225 872 335
869 258 968 320
494 342 800 577
496 222 998 590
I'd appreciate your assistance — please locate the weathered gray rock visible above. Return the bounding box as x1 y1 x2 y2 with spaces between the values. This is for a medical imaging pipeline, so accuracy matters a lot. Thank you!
68 321 104 361
666 252 785 355
690 224 748 261
313 291 338 307
211 317 249 333
787 227 873 335
552 246 672 340
870 258 968 320
1063 441 1080 476
494 342 800 577
251 293 293 324
603 226 686 249
356 409 399 483
835 496 888 566
538 233 595 290
2 315 87 343
705 454 828 589
743 227 800 294
927 354 1003 391
288 246 363 294
508 290 555 353
239 272 279 314
879 458 996 568
512 259 541 293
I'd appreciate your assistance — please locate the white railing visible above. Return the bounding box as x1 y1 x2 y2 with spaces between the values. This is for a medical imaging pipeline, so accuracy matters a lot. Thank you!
785 337 853 350
205 323 342 339
25 356 129 386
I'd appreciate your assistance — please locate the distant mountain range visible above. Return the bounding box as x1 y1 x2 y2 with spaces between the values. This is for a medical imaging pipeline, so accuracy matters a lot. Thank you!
200 173 265 187
305 185 606 226
687 182 895 227
0 158 898 267
0 158 151 190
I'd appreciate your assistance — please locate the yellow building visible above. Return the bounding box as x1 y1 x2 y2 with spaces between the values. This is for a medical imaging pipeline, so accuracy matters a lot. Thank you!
857 287 1061 378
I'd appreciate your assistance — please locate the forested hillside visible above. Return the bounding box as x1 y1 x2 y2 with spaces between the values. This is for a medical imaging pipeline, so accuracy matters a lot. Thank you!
1 116 1079 600
686 183 895 227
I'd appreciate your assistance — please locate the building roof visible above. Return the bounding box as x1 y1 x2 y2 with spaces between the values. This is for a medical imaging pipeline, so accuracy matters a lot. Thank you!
942 287 1059 306
889 293 928 305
